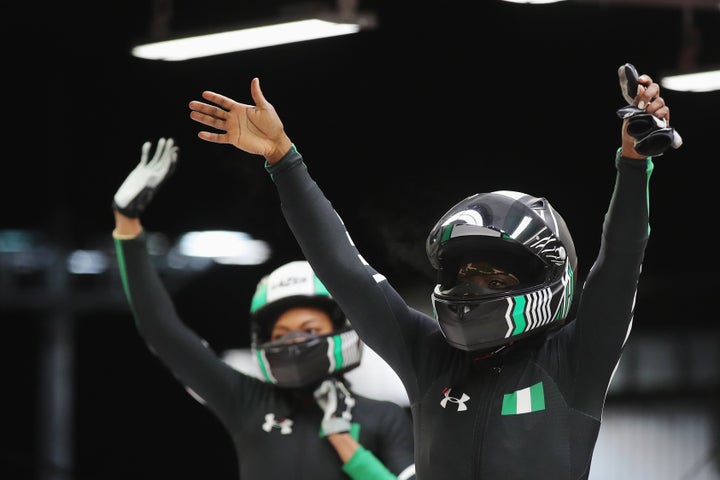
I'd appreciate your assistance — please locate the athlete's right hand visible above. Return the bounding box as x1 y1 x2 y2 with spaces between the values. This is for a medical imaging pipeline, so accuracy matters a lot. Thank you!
113 137 178 218
314 378 356 437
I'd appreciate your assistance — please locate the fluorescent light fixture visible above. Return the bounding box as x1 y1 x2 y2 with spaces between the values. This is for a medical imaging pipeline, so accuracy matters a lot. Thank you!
172 230 271 265
132 18 363 61
660 69 720 93
67 250 109 275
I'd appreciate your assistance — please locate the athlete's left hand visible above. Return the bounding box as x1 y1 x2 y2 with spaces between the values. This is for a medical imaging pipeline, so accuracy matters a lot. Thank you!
113 137 178 217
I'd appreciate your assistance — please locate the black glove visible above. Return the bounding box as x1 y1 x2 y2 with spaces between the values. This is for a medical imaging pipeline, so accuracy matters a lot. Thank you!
616 63 682 157
113 137 178 218
314 378 355 436
617 106 683 157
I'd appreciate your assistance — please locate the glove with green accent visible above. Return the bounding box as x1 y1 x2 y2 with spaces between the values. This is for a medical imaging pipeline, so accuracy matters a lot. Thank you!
113 137 179 217
314 378 356 436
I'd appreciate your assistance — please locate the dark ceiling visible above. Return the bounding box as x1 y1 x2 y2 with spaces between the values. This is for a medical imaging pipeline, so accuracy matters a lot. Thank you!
19 0 719 271
6 0 720 322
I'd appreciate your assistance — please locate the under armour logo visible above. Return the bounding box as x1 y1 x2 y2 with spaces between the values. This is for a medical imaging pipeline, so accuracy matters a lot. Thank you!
440 388 470 411
262 413 293 434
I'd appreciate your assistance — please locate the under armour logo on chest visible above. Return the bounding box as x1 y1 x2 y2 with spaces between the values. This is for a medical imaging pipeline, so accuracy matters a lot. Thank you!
440 388 470 411
262 413 294 434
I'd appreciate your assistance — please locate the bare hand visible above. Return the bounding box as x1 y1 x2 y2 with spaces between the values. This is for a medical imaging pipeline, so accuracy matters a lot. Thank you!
188 77 293 163
634 74 670 125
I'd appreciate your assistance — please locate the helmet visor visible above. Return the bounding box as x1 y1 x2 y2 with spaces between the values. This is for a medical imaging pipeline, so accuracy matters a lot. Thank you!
262 330 319 348
439 252 549 299
432 295 517 351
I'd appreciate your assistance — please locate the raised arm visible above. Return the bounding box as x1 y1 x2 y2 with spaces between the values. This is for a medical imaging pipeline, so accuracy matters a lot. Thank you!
571 65 680 416
111 138 247 423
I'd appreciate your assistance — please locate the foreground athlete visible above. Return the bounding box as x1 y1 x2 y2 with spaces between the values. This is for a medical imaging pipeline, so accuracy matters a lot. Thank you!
187 65 679 478
111 138 416 479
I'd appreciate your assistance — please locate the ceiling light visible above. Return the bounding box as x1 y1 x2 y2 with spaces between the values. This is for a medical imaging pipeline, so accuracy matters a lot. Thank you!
172 230 271 265
132 16 375 61
660 69 720 93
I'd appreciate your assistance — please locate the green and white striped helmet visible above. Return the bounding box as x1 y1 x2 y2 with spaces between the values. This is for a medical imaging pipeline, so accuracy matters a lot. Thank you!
249 260 363 388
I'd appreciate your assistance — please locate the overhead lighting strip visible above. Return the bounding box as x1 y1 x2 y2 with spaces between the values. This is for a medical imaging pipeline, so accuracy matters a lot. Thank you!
660 70 720 93
132 18 362 61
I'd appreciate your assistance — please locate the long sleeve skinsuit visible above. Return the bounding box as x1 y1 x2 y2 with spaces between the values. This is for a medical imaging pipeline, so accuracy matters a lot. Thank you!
266 145 652 479
114 235 416 479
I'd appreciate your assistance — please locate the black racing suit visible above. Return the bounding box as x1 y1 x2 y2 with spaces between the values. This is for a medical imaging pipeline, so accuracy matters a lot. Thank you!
266 146 652 479
114 236 416 480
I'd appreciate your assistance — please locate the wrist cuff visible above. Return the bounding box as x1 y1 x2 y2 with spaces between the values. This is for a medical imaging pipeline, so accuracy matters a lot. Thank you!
265 144 304 179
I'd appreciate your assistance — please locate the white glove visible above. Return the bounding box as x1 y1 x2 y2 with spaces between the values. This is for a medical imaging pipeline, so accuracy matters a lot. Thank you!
314 378 355 436
113 137 178 218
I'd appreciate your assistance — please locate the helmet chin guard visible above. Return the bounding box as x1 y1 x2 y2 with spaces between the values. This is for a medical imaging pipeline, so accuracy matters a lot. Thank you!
253 327 363 388
426 191 577 352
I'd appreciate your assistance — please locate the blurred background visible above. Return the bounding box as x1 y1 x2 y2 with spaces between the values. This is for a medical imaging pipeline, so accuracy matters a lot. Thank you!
2 0 719 479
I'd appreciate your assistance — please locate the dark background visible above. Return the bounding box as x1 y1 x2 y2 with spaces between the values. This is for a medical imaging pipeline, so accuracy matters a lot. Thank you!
3 1 719 479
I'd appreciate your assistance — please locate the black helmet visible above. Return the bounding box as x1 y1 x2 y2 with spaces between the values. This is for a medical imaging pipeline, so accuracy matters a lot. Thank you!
426 191 577 352
249 260 362 388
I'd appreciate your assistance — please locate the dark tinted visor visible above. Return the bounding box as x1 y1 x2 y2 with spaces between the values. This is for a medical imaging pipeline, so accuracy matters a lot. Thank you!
432 297 513 351
261 331 322 351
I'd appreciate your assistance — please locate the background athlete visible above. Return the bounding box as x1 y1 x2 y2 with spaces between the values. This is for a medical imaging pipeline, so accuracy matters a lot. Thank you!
112 138 416 480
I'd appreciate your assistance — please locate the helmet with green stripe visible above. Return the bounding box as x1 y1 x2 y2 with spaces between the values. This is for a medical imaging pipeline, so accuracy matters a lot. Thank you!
249 260 362 388
426 191 577 353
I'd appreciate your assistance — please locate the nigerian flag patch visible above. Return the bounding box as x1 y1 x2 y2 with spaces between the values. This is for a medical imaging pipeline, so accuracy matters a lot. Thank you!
501 382 546 415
